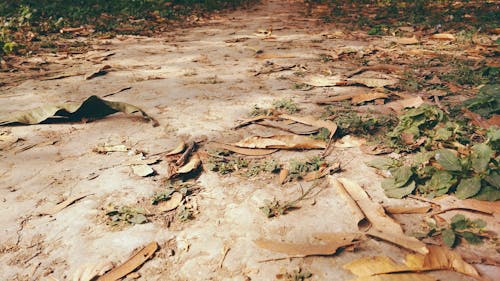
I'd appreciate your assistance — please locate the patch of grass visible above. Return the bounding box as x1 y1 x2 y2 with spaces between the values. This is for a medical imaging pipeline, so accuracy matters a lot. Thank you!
206 150 280 177
318 53 333 62
272 98 300 114
292 83 312 90
288 156 324 181
106 205 148 226
260 183 322 218
248 105 271 117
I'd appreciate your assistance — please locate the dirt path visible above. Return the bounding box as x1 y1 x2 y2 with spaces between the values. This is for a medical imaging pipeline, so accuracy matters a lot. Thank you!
0 1 498 280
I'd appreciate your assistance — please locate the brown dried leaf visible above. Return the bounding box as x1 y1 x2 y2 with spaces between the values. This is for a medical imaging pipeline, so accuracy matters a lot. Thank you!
177 153 201 174
384 205 431 214
350 273 436 281
279 114 337 138
393 36 420 45
386 96 424 114
39 194 91 216
234 135 327 149
157 192 183 212
96 242 158 281
432 196 500 215
345 64 404 78
303 75 342 87
345 77 399 88
278 168 289 184
131 164 155 177
351 93 389 104
430 33 456 41
343 256 411 277
333 177 428 254
212 143 278 156
166 141 186 156
314 93 358 104
85 65 111 80
255 232 361 257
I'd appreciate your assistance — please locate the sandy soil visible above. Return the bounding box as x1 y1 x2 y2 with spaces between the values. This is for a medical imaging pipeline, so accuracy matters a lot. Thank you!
0 1 498 280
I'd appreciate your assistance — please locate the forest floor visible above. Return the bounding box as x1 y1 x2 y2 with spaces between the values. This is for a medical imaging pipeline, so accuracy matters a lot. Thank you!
0 0 499 280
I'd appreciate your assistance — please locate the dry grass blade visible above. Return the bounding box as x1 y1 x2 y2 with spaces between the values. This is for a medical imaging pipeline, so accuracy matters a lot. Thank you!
39 194 91 216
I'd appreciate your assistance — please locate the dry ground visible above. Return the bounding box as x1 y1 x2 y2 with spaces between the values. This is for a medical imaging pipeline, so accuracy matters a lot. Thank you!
0 0 498 280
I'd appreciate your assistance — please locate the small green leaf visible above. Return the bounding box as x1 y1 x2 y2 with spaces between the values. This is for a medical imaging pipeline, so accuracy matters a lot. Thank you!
424 171 456 196
472 219 487 229
442 229 456 248
384 180 416 199
451 214 466 224
472 185 500 201
455 176 482 199
390 166 413 187
434 127 452 141
470 143 493 173
461 231 482 245
484 171 500 189
435 149 462 172
366 158 399 170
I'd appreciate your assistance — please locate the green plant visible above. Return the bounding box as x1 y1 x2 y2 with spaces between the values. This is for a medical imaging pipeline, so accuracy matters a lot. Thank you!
260 183 322 218
106 205 148 226
461 84 500 118
272 98 300 113
287 156 324 181
415 214 488 248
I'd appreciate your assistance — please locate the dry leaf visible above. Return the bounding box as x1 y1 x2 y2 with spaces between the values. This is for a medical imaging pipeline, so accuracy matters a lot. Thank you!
345 77 399 88
393 36 420 45
344 256 411 276
278 168 289 184
332 177 428 254
303 163 341 181
72 262 113 281
431 196 500 216
334 135 366 148
430 33 456 41
256 53 296 59
257 119 319 135
314 93 358 104
386 96 424 114
234 115 277 129
0 95 158 126
97 242 158 281
166 141 186 156
132 164 155 177
384 205 431 214
177 153 201 174
85 65 111 80
350 273 436 281
211 142 278 156
255 232 361 258
345 65 403 78
405 246 480 279
39 194 90 216
234 135 327 149
93 144 129 153
157 192 183 212
279 114 338 138
351 92 389 104
303 75 342 87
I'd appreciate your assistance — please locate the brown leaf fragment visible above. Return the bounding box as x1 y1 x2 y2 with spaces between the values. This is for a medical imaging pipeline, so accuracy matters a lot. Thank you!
405 246 480 279
39 194 91 216
211 142 278 156
93 144 129 153
279 114 337 139
234 135 327 149
350 273 436 281
393 36 420 45
176 141 196 166
430 33 456 41
384 205 431 214
255 232 361 258
431 196 500 216
386 96 424 114
234 115 278 129
345 65 404 78
343 77 399 88
256 53 296 59
85 65 111 80
351 93 389 104
131 164 155 177
166 141 186 156
303 163 341 181
462 109 499 129
156 192 183 212
332 177 428 254
0 95 158 127
278 168 289 185
176 153 201 174
343 256 411 277
314 93 358 104
96 242 158 281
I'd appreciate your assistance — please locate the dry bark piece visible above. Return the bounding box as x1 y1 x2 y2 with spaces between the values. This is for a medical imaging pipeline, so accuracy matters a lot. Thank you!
166 141 186 156
332 177 428 254
255 232 361 258
0 95 158 127
96 242 158 281
234 135 327 149
39 194 91 216
177 153 201 174
211 142 278 156
131 164 155 177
